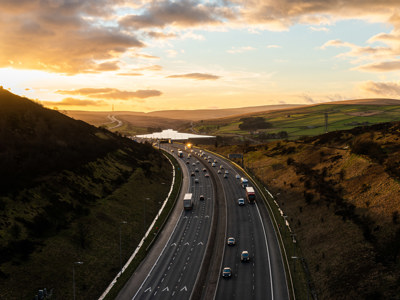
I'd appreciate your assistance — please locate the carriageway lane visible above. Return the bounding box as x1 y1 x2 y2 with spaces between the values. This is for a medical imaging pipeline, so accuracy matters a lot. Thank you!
130 147 214 300
197 150 289 300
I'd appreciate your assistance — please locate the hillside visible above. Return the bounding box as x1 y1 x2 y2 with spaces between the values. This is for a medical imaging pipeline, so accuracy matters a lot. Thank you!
192 99 400 141
0 88 173 299
65 104 301 136
206 121 400 299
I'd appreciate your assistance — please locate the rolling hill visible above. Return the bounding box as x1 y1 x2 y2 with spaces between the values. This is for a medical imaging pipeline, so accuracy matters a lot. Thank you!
206 121 400 299
0 88 173 299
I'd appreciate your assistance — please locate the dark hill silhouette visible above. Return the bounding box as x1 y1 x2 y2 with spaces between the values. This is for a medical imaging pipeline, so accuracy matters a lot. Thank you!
0 88 173 299
0 87 154 193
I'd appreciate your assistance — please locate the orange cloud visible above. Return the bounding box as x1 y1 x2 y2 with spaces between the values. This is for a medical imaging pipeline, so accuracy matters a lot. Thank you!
167 73 220 80
42 98 104 107
56 88 162 99
0 1 144 74
362 81 400 97
357 60 400 72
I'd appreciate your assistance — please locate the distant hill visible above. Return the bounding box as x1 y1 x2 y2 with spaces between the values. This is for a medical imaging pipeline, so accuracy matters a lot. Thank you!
0 88 172 299
145 104 301 120
190 99 400 141
66 104 301 128
325 98 400 105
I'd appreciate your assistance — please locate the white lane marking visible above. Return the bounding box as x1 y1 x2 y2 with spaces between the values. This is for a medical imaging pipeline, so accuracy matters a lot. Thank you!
144 287 151 293
256 204 274 300
162 287 169 292
181 286 187 292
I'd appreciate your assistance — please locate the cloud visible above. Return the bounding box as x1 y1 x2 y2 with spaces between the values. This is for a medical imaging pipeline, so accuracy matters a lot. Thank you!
266 45 281 49
0 1 144 74
116 72 143 76
165 49 178 57
134 65 163 71
309 26 329 32
133 53 160 59
56 88 162 99
361 81 400 97
227 46 256 54
167 73 220 80
42 98 104 107
300 93 316 103
356 60 400 72
96 61 120 72
147 31 178 39
119 0 224 29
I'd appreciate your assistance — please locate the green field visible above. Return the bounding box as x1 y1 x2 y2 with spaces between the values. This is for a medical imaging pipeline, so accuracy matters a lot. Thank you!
193 103 400 140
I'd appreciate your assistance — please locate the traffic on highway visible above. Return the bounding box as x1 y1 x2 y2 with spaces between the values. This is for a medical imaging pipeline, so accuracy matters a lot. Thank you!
117 144 289 300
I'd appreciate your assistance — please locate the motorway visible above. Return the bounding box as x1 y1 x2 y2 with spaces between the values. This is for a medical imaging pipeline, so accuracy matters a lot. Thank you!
116 145 289 300
197 150 290 300
119 145 215 300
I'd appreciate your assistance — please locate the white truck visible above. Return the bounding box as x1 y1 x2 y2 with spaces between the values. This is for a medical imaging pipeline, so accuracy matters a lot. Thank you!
183 193 193 210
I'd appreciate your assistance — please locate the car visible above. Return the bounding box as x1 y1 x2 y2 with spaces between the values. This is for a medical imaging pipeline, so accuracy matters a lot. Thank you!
196 160 200 164
191 172 195 177
199 195 204 201
203 168 207 172
192 162 196 166
195 168 199 172
171 149 174 152
223 173 228 178
212 162 216 167
241 250 249 262
235 174 241 179
214 159 217 163
186 161 190 164
217 169 222 174
238 198 245 205
220 165 224 169
195 178 199 183
222 267 232 278
224 170 229 174
227 237 236 246
208 160 211 163
205 173 210 177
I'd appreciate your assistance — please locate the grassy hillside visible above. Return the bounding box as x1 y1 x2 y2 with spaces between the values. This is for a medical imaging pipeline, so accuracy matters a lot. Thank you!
0 88 173 299
205 121 400 299
65 104 301 136
192 100 400 142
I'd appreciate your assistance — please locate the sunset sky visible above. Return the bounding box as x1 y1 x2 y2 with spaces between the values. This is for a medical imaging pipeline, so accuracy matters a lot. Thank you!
2 0 400 112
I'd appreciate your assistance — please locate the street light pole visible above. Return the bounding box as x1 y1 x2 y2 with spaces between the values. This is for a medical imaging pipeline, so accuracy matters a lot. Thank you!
119 221 127 275
72 261 83 300
144 198 150 234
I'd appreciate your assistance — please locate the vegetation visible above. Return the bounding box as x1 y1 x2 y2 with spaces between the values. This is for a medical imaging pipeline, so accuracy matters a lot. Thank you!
204 121 400 299
191 102 400 142
0 88 174 299
238 117 272 131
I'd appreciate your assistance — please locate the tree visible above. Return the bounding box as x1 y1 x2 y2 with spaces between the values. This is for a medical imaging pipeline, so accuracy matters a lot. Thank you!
239 117 272 131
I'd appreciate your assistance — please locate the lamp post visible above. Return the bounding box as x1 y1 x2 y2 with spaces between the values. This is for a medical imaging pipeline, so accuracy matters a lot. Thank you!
119 221 127 275
144 198 150 234
72 261 83 300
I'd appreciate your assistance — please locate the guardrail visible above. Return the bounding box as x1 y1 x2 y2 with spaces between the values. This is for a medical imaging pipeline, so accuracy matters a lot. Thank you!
197 148 296 300
99 150 182 300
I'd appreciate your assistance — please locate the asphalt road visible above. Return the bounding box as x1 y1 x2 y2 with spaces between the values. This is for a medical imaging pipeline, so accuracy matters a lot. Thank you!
115 145 289 300
198 150 290 300
124 146 215 300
